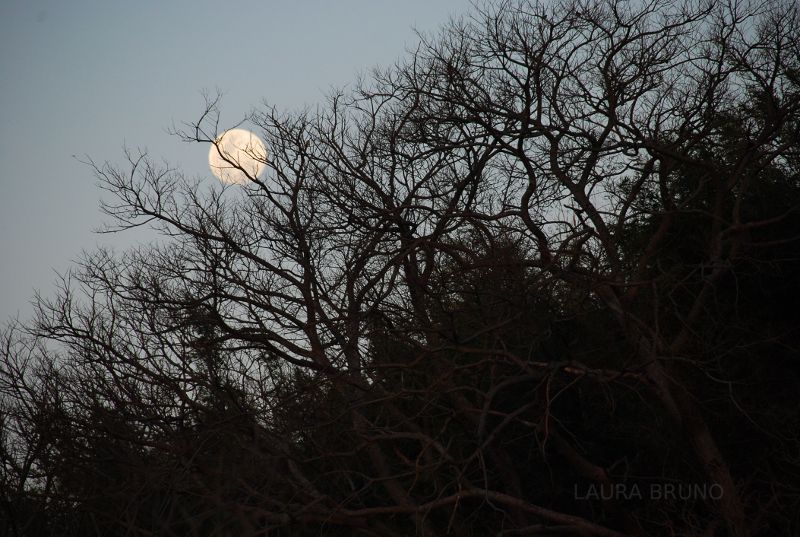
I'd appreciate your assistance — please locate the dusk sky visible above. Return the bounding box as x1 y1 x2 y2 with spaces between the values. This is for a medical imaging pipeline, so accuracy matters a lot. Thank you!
0 0 467 323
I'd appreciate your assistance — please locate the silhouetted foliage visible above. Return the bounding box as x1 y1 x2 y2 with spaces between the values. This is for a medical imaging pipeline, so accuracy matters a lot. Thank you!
2 0 800 535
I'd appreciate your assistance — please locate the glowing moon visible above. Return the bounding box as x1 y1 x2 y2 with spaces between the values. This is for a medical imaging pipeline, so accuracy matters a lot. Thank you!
208 128 267 184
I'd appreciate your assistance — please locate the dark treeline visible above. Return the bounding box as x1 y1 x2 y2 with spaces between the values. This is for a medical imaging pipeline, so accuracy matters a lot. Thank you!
2 0 799 535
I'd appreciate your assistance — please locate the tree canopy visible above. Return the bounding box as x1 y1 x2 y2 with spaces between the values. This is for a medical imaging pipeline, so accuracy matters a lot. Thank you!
2 0 799 535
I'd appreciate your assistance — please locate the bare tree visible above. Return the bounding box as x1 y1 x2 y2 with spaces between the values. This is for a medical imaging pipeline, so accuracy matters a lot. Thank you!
2 0 799 535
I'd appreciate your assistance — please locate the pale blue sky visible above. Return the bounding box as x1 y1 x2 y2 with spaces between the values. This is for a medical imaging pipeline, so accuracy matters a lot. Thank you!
0 0 469 322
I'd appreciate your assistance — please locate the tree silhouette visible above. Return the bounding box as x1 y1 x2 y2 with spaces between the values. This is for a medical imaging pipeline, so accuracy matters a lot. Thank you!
2 0 799 535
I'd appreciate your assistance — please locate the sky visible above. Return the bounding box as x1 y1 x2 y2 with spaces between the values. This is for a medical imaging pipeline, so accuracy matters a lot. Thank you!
0 0 469 324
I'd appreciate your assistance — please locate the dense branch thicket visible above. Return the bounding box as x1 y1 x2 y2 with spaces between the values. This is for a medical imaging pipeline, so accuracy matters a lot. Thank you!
2 0 799 535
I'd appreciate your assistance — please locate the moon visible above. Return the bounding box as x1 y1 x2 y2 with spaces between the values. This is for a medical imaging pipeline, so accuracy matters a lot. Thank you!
208 128 267 184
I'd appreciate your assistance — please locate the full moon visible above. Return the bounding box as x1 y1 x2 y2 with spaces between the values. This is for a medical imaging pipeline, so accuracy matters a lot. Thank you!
208 128 267 184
